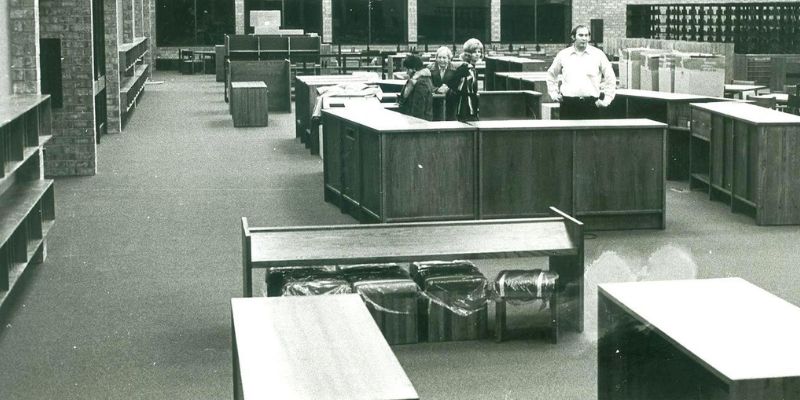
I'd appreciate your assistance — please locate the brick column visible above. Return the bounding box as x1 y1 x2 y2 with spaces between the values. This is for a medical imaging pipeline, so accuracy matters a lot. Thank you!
40 0 97 176
122 0 133 42
148 0 156 71
322 0 331 43
104 0 121 134
133 0 143 38
407 0 416 43
235 0 244 34
490 0 501 43
8 0 40 94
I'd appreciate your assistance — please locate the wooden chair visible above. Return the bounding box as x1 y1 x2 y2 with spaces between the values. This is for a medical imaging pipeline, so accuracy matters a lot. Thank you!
179 49 202 75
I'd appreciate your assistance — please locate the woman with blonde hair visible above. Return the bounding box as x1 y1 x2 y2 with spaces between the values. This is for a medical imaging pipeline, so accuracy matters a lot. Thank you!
451 38 483 121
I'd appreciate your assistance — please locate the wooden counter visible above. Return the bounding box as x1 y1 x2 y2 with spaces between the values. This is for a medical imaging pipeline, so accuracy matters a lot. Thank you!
322 107 667 230
484 56 548 91
599 278 800 400
690 101 800 225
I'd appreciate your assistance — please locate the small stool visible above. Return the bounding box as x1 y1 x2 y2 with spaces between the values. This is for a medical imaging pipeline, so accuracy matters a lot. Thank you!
494 269 559 344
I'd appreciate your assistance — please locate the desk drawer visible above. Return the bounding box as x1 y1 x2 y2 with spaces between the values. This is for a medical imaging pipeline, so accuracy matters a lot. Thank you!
691 109 712 140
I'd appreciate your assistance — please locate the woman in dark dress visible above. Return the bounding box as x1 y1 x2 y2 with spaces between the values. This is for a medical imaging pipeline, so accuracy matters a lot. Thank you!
398 55 435 121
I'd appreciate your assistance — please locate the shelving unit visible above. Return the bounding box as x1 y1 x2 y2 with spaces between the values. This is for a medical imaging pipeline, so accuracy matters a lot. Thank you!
627 2 800 54
118 37 150 127
689 101 800 225
0 95 56 315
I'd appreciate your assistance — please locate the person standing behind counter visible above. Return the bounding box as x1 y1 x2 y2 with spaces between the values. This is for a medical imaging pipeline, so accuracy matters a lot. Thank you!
451 38 483 122
398 54 435 121
546 24 616 120
429 46 459 121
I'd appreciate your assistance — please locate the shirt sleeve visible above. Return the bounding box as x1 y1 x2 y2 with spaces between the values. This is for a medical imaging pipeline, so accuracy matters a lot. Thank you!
546 54 562 101
598 52 617 107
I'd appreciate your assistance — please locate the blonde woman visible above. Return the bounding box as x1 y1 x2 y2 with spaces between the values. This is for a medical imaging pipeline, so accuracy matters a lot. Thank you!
452 38 483 121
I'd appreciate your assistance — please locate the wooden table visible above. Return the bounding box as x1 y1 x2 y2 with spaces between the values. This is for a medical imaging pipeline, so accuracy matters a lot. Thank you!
231 295 419 400
194 50 215 74
723 84 768 99
598 278 800 400
241 210 585 332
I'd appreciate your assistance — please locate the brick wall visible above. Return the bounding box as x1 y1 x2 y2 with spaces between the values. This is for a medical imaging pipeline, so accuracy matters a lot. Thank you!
572 0 800 41
144 0 155 70
322 0 332 43
104 0 121 134
122 0 133 42
134 0 143 37
40 0 97 176
8 0 40 95
236 0 244 34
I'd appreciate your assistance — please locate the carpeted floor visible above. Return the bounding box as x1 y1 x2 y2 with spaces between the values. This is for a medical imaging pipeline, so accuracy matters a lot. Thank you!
0 71 797 399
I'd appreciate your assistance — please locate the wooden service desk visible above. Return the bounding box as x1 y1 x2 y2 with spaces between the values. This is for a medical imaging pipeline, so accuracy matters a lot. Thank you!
690 101 800 225
322 106 667 231
608 89 727 180
478 90 542 120
472 119 666 231
240 209 585 331
598 278 800 400
231 295 419 400
322 107 476 223
294 74 381 154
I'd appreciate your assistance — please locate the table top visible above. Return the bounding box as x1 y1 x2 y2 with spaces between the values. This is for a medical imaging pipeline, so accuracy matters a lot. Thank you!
231 81 267 89
231 295 418 400
486 55 546 64
322 107 472 133
599 278 800 382
495 71 550 80
724 84 768 93
470 118 666 131
246 217 578 268
617 88 717 101
295 74 381 85
750 93 789 104
692 101 800 124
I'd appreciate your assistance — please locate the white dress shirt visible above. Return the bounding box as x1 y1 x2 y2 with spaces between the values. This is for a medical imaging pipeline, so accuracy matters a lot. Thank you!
546 44 616 107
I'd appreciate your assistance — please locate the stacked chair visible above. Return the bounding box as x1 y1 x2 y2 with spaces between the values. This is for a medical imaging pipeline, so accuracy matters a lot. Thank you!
494 269 560 343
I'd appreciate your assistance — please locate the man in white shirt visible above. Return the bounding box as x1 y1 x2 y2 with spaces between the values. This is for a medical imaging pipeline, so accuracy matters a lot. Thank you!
546 24 616 120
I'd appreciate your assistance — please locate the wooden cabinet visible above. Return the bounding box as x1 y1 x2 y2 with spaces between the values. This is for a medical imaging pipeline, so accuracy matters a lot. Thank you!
0 95 55 314
118 37 150 127
323 108 476 223
323 108 667 230
225 60 290 112
690 101 800 225
230 82 269 127
478 90 542 120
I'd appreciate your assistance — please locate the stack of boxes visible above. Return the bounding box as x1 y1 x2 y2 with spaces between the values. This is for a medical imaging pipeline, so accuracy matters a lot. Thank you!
619 47 726 97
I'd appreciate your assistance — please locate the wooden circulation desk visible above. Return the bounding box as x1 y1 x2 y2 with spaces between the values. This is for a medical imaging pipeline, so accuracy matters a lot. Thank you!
322 107 667 231
231 295 419 400
240 209 585 331
608 89 728 181
599 278 800 400
690 101 800 225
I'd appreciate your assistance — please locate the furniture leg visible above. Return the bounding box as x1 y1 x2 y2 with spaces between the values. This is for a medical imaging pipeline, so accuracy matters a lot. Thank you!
495 298 506 342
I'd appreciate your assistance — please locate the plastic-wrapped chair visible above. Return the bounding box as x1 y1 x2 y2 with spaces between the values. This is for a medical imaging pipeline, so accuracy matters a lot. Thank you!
494 269 559 343
341 263 419 345
410 260 489 342
264 265 338 297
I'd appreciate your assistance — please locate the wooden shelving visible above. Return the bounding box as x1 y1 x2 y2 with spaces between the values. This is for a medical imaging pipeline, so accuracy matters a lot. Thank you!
627 2 800 54
0 95 55 314
119 37 150 127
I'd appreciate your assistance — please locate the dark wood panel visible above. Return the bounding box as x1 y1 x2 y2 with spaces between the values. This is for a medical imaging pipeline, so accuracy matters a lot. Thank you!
574 128 665 215
383 131 475 220
359 130 381 218
341 125 360 206
230 83 269 127
758 125 800 225
479 91 541 120
322 114 342 195
691 108 712 140
479 129 572 218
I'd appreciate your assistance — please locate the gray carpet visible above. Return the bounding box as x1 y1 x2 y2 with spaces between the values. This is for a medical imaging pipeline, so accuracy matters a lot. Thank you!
0 71 797 399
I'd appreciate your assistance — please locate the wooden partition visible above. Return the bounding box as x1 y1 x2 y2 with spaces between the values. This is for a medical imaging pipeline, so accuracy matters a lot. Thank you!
690 101 800 225
225 60 291 112
479 90 542 120
322 107 667 230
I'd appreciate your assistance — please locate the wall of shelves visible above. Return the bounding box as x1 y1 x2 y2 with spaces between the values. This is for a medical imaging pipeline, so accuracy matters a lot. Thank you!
0 95 56 314
118 37 150 127
627 2 800 54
